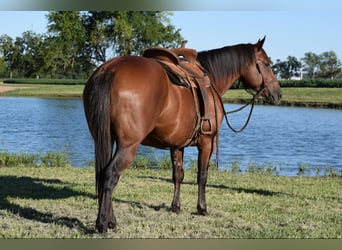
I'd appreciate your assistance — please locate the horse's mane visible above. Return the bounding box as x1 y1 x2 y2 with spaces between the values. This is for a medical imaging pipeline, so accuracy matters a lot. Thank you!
197 44 255 84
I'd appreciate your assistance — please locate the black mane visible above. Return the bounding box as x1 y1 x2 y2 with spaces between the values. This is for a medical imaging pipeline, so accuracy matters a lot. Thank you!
197 44 256 84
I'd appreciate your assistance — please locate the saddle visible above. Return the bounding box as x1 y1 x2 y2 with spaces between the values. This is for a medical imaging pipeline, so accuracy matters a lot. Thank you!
143 41 213 140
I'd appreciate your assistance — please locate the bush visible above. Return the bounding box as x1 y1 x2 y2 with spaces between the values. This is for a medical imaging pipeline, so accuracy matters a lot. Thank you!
279 79 342 88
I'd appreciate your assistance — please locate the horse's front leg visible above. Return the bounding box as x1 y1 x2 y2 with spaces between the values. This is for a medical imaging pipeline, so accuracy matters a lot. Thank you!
197 139 213 215
170 148 184 213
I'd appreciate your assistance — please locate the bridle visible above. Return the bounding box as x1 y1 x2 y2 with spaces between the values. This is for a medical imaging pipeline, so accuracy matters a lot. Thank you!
208 58 278 167
216 59 278 133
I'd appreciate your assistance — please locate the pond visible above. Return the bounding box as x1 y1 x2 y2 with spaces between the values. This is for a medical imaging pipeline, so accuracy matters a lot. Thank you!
0 97 341 176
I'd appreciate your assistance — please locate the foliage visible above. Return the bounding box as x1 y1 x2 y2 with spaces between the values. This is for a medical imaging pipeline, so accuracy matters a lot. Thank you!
0 11 183 79
316 51 342 79
46 11 90 79
0 151 69 168
278 79 342 88
302 52 320 78
272 56 302 79
231 79 342 89
82 11 182 64
272 51 342 80
0 151 39 167
40 151 70 168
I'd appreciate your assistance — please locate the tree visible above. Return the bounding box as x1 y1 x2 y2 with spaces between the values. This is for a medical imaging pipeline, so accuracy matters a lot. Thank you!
83 11 183 64
47 11 87 78
316 51 341 79
302 52 319 79
1 11 183 78
19 31 46 78
272 56 302 79
0 57 6 77
0 32 47 78
0 34 14 77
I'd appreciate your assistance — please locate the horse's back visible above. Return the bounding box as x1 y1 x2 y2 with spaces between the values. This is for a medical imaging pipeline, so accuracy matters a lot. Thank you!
85 55 199 148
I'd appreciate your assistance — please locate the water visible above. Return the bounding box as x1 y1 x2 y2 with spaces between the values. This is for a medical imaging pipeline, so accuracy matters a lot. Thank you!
0 97 341 176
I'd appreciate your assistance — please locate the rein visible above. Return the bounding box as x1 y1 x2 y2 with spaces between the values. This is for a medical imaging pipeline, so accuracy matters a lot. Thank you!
220 60 278 133
212 75 274 133
222 87 265 133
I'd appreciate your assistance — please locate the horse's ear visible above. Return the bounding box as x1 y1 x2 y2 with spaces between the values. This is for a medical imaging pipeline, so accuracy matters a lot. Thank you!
256 36 266 51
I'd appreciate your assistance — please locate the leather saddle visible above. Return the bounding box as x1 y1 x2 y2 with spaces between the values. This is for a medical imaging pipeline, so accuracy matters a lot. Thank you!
143 41 213 137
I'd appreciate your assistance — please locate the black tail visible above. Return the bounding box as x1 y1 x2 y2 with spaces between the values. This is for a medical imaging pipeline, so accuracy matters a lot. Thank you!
83 70 115 196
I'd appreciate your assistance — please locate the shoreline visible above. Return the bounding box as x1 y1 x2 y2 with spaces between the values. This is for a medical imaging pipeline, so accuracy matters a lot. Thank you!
223 98 342 109
1 83 341 109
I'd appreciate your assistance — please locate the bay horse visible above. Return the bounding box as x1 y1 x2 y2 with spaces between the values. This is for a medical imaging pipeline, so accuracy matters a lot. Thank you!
83 37 282 233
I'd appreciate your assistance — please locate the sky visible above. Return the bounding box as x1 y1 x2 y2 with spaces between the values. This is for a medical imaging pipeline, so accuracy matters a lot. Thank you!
0 10 341 61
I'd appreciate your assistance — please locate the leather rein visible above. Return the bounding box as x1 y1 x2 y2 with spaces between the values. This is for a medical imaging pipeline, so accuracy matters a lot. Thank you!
215 59 278 133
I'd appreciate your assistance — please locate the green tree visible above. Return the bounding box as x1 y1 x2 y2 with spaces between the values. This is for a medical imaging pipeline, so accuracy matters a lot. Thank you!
47 11 87 78
83 11 183 64
316 51 341 79
0 34 14 77
1 11 183 79
1 32 47 78
0 57 6 77
19 31 46 78
302 52 319 79
272 56 302 79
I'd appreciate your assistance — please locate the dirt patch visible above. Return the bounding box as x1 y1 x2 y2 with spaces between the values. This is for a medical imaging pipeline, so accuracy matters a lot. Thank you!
0 85 30 93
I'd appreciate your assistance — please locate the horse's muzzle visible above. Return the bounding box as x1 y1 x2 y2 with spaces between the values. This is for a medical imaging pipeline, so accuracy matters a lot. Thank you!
267 88 282 105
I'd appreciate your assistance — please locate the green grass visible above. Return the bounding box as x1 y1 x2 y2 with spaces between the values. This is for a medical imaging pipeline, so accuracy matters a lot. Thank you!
0 151 70 168
0 165 340 238
0 83 84 97
223 88 342 107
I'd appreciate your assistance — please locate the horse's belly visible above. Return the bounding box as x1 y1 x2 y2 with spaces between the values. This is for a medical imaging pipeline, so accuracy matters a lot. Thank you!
141 110 198 149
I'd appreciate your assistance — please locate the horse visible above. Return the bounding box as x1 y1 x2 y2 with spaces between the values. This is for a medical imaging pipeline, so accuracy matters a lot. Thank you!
83 37 282 233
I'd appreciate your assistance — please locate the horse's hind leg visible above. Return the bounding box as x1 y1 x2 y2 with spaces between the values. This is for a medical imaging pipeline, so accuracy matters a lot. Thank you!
170 148 184 213
197 140 214 216
96 143 139 233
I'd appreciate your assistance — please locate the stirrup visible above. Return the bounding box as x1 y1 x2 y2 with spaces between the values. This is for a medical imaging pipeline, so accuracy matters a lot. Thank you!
200 117 212 135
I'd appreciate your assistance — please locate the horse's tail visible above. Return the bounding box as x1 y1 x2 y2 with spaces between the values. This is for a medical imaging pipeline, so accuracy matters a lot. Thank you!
83 70 115 196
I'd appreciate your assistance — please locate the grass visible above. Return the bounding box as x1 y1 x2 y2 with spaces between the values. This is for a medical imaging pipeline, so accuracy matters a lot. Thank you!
0 161 341 238
0 83 84 98
223 88 342 107
0 151 70 168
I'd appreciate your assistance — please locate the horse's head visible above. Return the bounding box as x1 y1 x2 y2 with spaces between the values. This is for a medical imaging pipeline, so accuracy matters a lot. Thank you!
241 37 282 105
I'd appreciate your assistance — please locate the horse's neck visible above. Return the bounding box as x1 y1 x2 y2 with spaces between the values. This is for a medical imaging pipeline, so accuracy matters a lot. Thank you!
213 73 241 96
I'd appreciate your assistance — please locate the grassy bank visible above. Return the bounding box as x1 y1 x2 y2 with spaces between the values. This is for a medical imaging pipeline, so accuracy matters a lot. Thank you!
1 83 342 108
0 162 341 238
0 83 84 98
223 88 342 108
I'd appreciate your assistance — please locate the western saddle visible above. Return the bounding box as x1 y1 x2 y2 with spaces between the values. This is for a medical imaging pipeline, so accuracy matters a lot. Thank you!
143 41 214 140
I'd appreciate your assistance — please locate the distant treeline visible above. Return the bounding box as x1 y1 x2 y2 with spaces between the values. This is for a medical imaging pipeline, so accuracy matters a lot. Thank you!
232 79 342 89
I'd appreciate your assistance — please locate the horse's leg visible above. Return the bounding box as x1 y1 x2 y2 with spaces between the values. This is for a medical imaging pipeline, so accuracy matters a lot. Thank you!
196 140 213 215
96 143 139 233
170 148 184 213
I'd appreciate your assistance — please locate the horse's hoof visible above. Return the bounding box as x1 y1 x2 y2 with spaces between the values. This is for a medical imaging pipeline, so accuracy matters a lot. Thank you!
171 205 181 213
108 220 117 230
197 207 208 216
96 223 108 234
